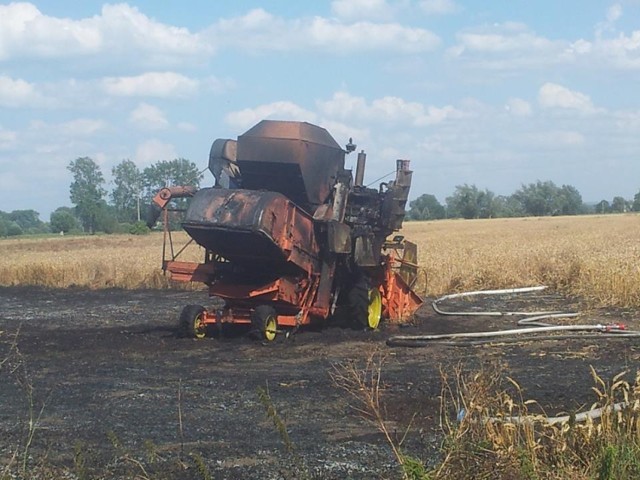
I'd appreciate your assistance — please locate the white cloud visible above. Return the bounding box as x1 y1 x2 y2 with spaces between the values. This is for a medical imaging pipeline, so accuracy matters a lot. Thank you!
177 122 198 132
225 101 317 130
448 9 640 71
0 75 51 108
27 118 107 137
538 83 595 113
317 91 466 126
0 127 17 150
331 0 393 21
449 22 561 68
129 103 169 130
526 130 586 148
447 22 583 70
103 72 199 98
505 98 532 116
419 0 459 15
134 139 178 166
319 120 370 146
0 3 210 64
59 119 107 136
210 8 440 54
614 110 640 130
606 3 623 23
593 31 640 69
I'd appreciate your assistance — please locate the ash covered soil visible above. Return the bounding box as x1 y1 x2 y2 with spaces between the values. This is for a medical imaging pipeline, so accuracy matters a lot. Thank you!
0 287 639 479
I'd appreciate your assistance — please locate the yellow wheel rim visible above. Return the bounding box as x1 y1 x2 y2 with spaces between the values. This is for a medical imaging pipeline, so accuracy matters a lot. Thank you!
264 316 277 341
368 288 382 329
193 313 206 339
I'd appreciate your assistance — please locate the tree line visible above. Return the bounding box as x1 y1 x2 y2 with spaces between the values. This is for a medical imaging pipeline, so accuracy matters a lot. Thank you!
407 180 640 220
0 157 202 236
2 167 639 237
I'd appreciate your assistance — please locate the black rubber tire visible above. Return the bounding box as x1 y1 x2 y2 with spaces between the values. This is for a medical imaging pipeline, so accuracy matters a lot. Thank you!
179 304 206 338
251 305 278 341
349 279 372 329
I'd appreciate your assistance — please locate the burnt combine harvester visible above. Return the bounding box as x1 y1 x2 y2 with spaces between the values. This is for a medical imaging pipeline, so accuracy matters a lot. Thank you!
150 120 422 341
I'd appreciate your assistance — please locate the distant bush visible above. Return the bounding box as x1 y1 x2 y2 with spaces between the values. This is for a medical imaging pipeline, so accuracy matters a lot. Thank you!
6 222 23 237
129 221 150 235
50 209 80 234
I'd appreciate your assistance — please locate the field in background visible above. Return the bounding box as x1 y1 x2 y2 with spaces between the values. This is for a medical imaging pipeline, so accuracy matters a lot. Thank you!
403 214 640 308
1 214 639 308
0 232 204 290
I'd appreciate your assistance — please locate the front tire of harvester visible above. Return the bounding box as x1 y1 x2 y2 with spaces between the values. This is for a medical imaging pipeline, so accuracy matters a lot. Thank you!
251 305 278 342
349 280 382 330
179 305 207 339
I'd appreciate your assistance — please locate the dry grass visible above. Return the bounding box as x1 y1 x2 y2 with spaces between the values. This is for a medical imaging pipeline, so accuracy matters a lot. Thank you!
0 232 203 290
434 364 640 480
402 214 640 308
1 215 640 308
332 352 640 480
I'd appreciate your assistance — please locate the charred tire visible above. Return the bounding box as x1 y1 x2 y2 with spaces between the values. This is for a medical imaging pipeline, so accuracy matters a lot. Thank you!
349 279 382 330
179 305 207 339
251 305 278 342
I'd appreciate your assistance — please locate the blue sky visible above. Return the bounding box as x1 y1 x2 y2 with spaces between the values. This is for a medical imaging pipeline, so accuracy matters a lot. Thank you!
1 0 640 219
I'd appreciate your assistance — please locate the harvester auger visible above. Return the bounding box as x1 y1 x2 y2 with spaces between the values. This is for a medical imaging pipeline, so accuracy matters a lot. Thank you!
149 120 423 341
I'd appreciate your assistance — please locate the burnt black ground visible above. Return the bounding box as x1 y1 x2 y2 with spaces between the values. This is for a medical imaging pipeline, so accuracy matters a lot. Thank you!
0 286 639 479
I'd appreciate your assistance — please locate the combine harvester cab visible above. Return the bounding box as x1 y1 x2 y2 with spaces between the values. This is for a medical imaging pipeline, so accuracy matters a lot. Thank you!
150 120 422 341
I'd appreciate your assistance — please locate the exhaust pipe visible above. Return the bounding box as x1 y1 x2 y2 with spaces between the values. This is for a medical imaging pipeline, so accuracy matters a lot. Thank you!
354 150 367 187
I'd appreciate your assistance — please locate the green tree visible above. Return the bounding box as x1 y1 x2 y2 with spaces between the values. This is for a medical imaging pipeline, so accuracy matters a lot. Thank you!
513 181 583 216
611 196 627 213
94 202 120 233
476 189 498 218
595 200 611 214
633 191 640 212
68 157 106 233
50 207 80 233
6 222 23 236
407 194 446 220
9 209 44 232
142 158 202 201
0 211 9 236
143 159 202 227
493 195 525 218
111 159 143 222
558 185 584 215
446 184 497 219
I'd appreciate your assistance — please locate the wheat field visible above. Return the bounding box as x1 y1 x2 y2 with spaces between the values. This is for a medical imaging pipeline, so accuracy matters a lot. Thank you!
1 214 639 308
402 214 640 308
0 232 204 290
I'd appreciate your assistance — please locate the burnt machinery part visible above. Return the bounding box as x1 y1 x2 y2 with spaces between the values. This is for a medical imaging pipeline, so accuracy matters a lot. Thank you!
182 187 318 270
236 120 345 213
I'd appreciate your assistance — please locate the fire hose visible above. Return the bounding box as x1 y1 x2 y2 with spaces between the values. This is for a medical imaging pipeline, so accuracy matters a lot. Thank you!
387 286 640 347
387 286 640 424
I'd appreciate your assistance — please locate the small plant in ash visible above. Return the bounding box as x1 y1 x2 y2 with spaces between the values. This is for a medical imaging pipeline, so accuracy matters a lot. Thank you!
331 349 429 480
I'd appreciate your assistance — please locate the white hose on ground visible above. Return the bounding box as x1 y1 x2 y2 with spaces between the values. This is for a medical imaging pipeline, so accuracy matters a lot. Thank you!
388 323 633 343
393 285 640 426
431 286 567 317
387 285 640 346
497 401 630 425
458 401 632 426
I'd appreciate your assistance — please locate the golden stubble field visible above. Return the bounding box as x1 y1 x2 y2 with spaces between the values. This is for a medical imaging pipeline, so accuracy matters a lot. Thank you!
1 214 639 308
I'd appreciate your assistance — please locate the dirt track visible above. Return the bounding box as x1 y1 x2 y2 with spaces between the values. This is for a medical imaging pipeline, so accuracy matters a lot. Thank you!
1 286 639 479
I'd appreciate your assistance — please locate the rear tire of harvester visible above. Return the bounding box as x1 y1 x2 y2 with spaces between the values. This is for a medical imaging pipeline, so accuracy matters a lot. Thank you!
179 305 207 339
349 278 382 330
251 305 278 342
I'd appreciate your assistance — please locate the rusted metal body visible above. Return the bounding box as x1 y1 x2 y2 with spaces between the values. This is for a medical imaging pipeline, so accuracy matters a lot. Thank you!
152 120 422 339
